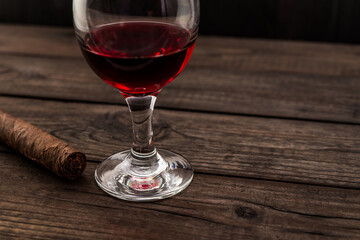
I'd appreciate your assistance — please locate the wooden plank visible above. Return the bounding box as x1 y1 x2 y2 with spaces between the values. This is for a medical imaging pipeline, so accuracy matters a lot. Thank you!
0 96 359 189
1 0 360 43
0 25 360 123
0 24 80 57
1 153 360 239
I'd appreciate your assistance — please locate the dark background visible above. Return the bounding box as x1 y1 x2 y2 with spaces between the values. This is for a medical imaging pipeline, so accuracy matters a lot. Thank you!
0 0 360 43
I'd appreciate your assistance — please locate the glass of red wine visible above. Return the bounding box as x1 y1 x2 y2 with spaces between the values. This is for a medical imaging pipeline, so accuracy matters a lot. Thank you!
73 0 199 201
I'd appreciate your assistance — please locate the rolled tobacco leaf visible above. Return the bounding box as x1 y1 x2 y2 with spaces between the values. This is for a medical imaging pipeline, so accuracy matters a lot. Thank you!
0 108 86 180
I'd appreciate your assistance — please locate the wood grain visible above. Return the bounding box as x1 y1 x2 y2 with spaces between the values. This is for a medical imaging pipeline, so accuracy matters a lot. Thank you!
1 152 360 240
0 25 359 123
0 23 359 240
0 96 359 189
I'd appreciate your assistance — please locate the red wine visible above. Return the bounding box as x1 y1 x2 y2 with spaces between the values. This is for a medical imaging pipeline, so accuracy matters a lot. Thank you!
80 21 196 95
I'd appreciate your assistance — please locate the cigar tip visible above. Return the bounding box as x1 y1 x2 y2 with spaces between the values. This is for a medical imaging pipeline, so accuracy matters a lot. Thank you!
61 152 87 180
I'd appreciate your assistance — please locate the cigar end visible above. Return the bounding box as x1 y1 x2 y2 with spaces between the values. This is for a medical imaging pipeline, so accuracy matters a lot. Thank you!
60 152 87 180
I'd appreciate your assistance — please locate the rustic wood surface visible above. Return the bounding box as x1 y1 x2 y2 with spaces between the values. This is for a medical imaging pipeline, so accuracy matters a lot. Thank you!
0 24 360 239
2 46 360 124
0 25 360 123
2 155 360 240
0 96 359 189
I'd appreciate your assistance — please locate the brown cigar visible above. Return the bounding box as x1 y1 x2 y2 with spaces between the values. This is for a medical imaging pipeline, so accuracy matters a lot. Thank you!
0 108 86 180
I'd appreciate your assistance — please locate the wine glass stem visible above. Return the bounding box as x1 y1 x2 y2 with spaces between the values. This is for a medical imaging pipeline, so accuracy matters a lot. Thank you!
126 95 157 160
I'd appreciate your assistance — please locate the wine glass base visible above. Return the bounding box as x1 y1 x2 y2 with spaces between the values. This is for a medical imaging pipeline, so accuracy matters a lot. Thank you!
94 149 194 202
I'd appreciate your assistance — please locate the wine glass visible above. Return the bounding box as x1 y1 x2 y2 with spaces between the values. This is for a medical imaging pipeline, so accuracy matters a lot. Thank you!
73 0 200 201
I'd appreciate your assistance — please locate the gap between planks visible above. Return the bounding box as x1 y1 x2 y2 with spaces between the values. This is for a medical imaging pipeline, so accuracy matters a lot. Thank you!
0 93 358 127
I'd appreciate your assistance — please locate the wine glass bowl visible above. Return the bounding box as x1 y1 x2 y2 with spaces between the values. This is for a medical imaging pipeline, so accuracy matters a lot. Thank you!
73 0 199 201
74 0 199 96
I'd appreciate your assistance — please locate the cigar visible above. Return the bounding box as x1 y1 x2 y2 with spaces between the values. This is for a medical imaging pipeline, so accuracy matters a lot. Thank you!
0 108 86 180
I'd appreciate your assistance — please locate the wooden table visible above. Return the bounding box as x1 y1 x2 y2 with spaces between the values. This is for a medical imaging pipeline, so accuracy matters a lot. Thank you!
0 24 359 240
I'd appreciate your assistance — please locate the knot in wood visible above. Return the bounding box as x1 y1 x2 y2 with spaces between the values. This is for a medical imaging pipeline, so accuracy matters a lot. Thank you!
235 206 257 219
